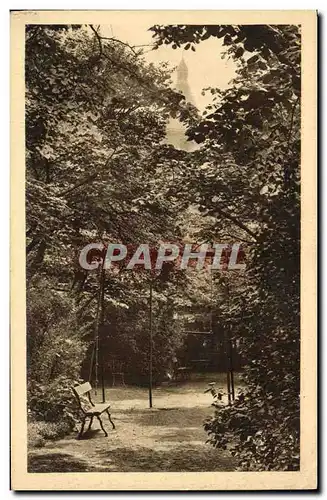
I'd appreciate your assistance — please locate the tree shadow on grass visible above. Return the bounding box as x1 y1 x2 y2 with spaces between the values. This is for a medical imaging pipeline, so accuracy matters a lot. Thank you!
76 429 103 440
96 445 236 472
28 446 236 473
28 453 95 473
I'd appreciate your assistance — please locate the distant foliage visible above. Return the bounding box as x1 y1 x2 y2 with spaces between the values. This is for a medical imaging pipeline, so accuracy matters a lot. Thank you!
102 295 186 384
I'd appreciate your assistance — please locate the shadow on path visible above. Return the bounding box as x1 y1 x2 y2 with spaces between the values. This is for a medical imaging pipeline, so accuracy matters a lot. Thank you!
28 382 237 473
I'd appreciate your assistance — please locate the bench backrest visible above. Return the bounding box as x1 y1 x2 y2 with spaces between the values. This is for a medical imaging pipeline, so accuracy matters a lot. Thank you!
72 382 92 397
72 382 94 413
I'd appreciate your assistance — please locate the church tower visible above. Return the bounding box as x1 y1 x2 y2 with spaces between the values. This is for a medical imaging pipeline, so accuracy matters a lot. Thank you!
176 58 194 104
165 57 196 151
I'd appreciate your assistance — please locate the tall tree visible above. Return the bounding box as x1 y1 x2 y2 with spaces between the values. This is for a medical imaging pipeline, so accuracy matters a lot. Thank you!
26 25 195 410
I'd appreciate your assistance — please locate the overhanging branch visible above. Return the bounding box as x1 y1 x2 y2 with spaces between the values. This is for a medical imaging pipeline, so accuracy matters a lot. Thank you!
58 147 123 198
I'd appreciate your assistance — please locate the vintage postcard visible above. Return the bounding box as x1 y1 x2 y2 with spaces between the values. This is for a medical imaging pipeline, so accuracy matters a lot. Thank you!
11 10 317 490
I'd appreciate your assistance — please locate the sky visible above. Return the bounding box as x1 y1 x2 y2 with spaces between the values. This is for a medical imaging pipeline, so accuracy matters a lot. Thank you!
100 23 236 111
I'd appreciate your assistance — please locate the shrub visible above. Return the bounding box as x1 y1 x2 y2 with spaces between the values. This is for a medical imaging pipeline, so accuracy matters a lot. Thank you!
27 280 88 435
204 381 300 471
28 419 73 448
28 375 83 429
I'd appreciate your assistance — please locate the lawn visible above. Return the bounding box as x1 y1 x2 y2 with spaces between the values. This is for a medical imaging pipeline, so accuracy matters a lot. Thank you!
28 373 240 472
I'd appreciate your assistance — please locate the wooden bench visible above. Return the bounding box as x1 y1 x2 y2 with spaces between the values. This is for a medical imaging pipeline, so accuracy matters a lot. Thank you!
72 382 115 439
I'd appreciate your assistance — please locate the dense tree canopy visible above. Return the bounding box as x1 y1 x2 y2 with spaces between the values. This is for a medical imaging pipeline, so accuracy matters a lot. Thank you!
26 24 300 471
26 24 194 422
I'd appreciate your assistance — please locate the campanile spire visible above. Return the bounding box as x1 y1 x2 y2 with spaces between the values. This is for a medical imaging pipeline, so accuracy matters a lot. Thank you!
177 57 188 84
165 56 197 151
176 57 194 104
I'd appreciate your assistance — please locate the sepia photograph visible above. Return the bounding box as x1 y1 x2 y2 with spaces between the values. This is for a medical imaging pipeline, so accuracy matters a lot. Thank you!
10 10 317 490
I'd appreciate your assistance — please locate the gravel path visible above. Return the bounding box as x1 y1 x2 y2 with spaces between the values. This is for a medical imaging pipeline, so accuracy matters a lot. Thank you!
28 377 238 473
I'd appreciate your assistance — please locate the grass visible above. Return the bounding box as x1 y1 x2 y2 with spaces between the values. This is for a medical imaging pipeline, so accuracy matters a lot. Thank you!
28 373 240 473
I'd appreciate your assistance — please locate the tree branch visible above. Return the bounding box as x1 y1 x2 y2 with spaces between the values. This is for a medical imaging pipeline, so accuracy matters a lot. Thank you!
89 24 103 56
284 96 300 186
89 25 155 56
213 206 258 241
58 147 123 198
87 30 179 108
26 237 40 255
96 35 138 56
286 96 300 151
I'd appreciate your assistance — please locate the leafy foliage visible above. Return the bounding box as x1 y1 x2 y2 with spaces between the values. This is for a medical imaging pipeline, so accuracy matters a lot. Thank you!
151 24 301 471
204 383 299 471
26 23 301 469
27 279 87 427
26 25 194 427
28 375 83 431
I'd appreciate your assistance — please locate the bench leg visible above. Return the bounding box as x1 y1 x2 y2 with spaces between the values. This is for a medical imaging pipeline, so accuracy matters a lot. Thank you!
106 409 116 430
87 416 93 432
96 415 108 437
78 417 86 439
